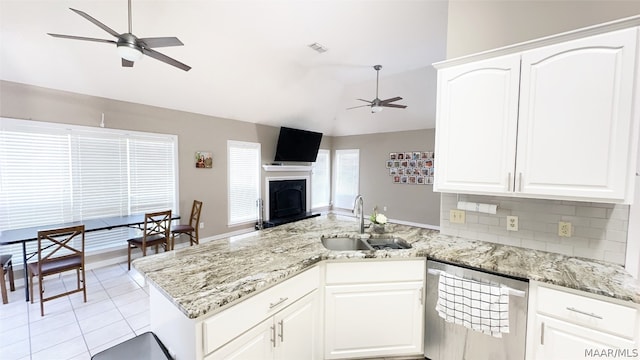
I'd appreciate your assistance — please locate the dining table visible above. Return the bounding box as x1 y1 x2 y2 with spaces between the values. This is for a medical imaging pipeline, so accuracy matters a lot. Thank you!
0 213 180 301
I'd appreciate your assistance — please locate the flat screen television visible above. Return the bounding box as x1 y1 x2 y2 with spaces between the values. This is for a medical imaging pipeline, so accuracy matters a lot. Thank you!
274 127 323 163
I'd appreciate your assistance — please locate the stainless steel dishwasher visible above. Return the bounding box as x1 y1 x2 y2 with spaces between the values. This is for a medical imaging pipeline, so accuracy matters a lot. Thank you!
425 259 529 360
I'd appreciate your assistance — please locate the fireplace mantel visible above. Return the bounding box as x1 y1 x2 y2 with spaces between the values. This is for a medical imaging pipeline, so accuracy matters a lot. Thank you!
262 165 312 172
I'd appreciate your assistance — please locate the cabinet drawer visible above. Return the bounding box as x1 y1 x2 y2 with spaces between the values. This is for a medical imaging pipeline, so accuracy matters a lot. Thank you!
202 266 319 354
536 286 637 339
325 259 425 284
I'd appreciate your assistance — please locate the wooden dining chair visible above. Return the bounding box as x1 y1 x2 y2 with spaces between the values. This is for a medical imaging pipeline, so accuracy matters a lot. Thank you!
127 210 172 270
170 200 203 250
28 225 86 316
1 255 15 304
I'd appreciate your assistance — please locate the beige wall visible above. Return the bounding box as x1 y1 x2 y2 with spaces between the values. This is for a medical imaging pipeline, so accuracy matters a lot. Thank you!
446 1 640 58
332 129 440 227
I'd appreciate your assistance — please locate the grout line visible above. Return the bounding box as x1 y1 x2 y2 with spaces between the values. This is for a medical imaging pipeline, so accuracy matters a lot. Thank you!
27 291 33 360
71 268 95 360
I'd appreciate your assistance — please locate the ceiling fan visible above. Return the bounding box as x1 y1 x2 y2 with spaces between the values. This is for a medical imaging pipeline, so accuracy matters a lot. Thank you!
47 0 191 71
347 65 407 113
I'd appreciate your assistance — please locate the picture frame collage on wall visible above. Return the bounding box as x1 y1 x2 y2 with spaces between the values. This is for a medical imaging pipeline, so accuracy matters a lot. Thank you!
386 151 435 185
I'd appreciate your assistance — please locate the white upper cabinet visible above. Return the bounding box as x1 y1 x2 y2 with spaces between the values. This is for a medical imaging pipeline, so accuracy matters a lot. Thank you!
434 25 640 203
434 54 521 194
517 28 638 201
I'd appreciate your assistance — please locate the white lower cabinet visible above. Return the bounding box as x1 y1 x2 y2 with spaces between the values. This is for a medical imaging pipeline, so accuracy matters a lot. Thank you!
206 290 319 360
527 282 640 360
149 266 320 360
534 314 636 360
151 259 427 360
323 260 426 359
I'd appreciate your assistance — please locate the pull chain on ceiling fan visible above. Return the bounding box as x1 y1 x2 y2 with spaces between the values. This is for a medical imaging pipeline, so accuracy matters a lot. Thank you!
347 65 407 113
48 0 191 71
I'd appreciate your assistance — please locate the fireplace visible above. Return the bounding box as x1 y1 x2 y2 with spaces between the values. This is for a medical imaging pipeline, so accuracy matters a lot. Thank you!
262 176 319 228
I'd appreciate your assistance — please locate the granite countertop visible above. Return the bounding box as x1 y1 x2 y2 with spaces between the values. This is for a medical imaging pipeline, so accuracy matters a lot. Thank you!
133 214 640 319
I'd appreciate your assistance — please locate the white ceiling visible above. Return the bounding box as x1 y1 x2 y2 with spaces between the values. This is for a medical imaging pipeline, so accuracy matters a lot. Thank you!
0 0 449 136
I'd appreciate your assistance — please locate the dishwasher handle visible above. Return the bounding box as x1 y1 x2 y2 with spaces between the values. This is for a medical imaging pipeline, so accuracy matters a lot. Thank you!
427 268 526 298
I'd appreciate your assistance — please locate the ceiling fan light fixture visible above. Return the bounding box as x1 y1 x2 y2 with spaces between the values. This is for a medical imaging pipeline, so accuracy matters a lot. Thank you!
371 105 383 113
117 44 143 62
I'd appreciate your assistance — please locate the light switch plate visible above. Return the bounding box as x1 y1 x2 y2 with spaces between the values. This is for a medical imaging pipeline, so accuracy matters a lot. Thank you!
507 216 518 231
450 209 465 224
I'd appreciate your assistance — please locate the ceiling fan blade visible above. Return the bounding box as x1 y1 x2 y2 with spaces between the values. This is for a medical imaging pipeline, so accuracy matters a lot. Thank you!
122 58 134 67
356 98 373 104
48 33 117 44
142 48 191 71
69 8 120 38
380 96 403 104
347 104 371 110
139 37 184 48
382 103 407 109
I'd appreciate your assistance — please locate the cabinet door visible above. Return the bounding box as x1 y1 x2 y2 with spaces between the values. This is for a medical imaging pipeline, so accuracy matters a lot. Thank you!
324 282 424 359
275 290 319 360
532 315 636 360
205 318 274 360
517 28 638 201
434 54 520 194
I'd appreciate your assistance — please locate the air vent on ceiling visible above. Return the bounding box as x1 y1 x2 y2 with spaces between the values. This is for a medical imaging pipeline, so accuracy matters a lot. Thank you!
308 42 328 53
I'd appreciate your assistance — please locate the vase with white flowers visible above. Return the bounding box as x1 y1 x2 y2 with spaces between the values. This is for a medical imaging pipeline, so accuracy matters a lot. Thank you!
369 206 387 233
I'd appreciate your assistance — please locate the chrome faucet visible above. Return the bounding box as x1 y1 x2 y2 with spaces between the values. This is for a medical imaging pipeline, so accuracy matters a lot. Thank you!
353 194 365 234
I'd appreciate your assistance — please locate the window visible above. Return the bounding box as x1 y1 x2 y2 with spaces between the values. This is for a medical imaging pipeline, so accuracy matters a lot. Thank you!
228 140 261 226
333 149 360 210
0 117 178 258
311 149 330 209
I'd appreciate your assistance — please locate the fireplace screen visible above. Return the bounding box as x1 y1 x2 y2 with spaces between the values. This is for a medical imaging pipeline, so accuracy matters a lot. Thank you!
269 179 306 221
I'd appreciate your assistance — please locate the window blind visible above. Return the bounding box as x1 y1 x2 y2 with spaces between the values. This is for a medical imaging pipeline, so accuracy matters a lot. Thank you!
228 140 261 226
129 137 177 213
311 149 330 209
333 149 360 210
0 118 178 260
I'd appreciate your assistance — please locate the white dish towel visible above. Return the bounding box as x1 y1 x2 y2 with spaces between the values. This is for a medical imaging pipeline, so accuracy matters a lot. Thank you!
435 271 510 338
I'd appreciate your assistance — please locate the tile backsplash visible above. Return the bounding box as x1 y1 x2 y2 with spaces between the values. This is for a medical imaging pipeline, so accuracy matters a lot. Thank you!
440 193 629 265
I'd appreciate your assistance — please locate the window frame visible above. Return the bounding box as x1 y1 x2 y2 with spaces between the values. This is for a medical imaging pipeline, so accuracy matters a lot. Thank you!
0 117 179 259
333 149 360 210
311 149 331 209
227 140 262 227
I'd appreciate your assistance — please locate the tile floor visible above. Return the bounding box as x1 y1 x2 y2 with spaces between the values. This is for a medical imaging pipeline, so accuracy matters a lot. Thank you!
0 263 150 360
0 262 426 360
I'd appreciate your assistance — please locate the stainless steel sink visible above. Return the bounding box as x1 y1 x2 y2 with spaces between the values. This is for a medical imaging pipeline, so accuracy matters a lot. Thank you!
321 236 374 251
366 236 412 250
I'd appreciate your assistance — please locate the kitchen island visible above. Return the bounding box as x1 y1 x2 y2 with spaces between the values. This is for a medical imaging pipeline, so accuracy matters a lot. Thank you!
133 214 640 359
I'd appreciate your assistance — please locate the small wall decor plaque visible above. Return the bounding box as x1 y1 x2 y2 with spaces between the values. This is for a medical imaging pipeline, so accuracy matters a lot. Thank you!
388 151 434 185
195 151 213 168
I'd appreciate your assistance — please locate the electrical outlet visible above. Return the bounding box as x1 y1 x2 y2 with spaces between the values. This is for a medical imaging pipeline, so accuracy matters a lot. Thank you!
383 206 387 212
450 209 465 224
558 221 572 237
199 222 205 229
507 215 518 231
